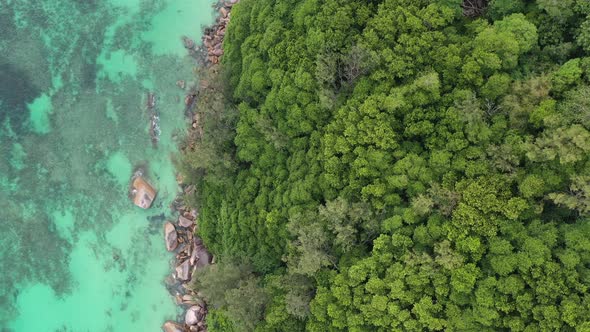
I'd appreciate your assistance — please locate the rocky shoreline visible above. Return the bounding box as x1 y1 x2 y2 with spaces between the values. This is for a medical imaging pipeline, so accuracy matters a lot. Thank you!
162 1 238 331
179 0 236 67
161 189 212 332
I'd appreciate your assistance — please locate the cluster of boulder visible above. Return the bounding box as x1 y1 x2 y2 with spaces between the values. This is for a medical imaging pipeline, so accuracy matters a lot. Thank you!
179 0 237 66
178 0 240 139
162 302 207 332
162 184 213 332
162 1 239 331
202 0 238 64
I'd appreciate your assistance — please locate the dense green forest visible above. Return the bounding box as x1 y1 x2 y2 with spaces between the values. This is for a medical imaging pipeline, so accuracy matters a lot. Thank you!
181 0 590 330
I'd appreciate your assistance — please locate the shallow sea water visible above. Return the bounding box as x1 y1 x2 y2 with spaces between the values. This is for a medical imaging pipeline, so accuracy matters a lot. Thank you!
0 1 214 330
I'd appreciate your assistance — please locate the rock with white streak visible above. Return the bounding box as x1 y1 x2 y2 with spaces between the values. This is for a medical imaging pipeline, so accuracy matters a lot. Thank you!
182 294 197 305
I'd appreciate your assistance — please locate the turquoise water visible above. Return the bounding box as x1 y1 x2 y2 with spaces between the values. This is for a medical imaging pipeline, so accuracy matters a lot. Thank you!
0 1 214 330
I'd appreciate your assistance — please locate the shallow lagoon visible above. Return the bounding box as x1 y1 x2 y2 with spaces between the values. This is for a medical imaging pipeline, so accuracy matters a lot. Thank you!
0 1 214 330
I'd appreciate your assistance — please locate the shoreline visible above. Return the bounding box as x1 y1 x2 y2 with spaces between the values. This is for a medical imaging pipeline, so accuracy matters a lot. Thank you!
162 1 238 331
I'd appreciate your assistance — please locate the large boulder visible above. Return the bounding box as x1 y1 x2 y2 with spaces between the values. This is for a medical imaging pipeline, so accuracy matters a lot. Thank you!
194 236 203 246
132 176 157 209
164 222 178 251
185 305 203 326
195 246 212 269
189 244 198 266
182 294 197 305
176 259 191 281
211 48 224 57
162 321 183 332
179 215 194 228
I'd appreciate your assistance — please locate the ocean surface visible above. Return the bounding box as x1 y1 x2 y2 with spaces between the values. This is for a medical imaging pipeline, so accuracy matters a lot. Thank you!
0 1 214 330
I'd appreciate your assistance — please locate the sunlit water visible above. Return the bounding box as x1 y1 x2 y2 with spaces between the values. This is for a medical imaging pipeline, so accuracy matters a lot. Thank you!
0 1 214 330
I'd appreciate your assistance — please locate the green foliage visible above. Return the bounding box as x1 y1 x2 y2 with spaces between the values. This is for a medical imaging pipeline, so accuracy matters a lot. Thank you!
552 59 583 93
225 278 269 332
286 212 334 276
285 198 377 276
548 176 590 215
577 18 590 52
193 260 270 332
537 0 574 20
185 0 590 330
487 0 526 20
192 260 255 309
207 309 235 332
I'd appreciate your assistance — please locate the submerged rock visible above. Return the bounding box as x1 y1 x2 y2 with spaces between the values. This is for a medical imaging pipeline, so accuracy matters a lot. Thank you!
182 36 195 49
162 321 184 332
164 222 178 252
147 92 156 109
184 94 196 106
150 112 161 146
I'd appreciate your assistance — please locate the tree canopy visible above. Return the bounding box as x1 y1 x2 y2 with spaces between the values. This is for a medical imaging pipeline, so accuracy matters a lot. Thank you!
182 0 590 330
